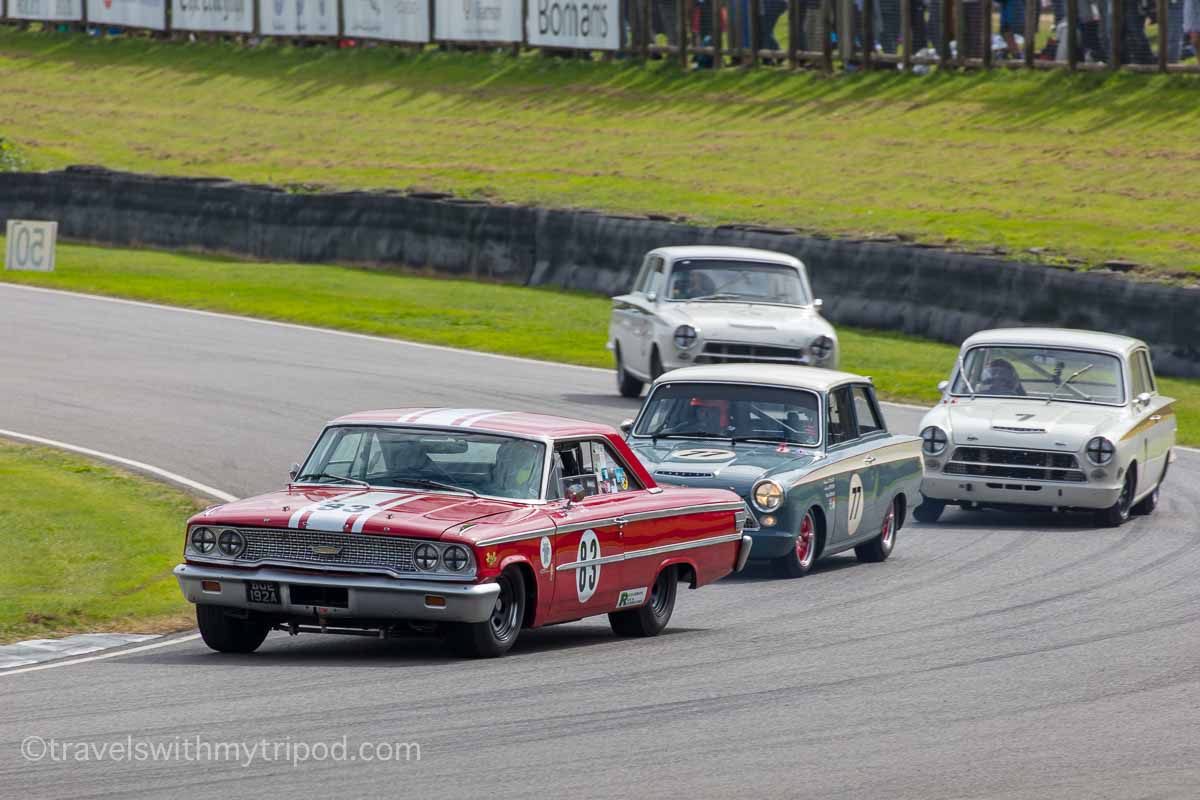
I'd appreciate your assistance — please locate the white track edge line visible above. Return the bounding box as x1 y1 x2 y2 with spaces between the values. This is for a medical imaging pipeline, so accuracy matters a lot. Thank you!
0 428 238 502
3 283 1195 456
0 635 203 677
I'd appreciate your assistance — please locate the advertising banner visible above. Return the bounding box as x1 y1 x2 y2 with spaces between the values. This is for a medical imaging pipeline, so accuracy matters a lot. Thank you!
5 0 82 21
171 0 253 32
434 0 520 42
526 0 617 50
85 0 166 29
260 0 338 36
343 0 430 42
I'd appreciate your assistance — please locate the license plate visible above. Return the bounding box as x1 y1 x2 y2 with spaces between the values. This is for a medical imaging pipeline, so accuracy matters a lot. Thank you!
245 581 281 605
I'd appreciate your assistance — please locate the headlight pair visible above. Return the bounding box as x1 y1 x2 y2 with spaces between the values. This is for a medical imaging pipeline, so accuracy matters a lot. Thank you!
414 543 472 573
189 526 244 557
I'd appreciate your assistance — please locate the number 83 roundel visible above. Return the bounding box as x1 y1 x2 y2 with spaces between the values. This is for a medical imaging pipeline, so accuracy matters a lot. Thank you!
576 530 600 603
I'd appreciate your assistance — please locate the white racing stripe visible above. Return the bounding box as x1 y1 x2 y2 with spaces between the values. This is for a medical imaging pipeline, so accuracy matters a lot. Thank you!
351 493 428 533
0 428 237 502
0 634 203 678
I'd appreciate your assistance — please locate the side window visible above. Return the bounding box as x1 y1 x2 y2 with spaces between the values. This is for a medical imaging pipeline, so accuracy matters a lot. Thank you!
636 256 665 296
826 388 858 446
1137 351 1157 394
1130 353 1150 397
850 386 884 436
553 440 642 499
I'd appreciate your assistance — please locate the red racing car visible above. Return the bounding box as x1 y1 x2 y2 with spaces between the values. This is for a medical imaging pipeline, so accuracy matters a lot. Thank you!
175 408 752 657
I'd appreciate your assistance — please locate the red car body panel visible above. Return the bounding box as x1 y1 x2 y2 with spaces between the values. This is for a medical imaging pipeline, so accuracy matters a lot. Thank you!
182 408 746 630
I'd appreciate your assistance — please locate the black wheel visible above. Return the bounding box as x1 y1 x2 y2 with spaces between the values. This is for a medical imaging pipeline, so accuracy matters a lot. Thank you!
772 509 818 578
609 567 677 637
856 498 898 563
196 605 270 654
615 345 644 398
650 347 665 381
447 568 525 658
1132 456 1169 516
1095 469 1136 528
913 497 945 524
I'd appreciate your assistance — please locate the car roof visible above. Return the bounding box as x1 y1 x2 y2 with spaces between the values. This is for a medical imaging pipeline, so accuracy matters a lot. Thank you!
329 408 615 440
650 245 803 268
652 364 871 392
961 328 1146 356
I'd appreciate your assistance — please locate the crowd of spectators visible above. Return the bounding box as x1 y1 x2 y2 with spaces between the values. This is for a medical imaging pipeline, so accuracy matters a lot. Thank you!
630 0 1200 64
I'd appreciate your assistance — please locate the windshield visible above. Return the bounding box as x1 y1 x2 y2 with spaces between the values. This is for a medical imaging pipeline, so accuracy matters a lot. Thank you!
951 346 1126 405
298 426 546 500
635 383 822 446
667 259 809 305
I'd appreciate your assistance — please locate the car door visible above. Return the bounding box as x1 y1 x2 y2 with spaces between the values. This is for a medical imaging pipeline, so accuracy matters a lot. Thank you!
824 386 878 546
848 384 890 537
546 439 629 621
1132 349 1174 489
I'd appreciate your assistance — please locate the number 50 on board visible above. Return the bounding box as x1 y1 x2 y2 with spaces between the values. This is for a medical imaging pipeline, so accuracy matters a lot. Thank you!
5 220 57 272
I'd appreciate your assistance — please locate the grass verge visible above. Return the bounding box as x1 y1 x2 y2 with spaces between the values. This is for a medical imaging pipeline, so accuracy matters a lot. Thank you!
1 238 1196 445
1 31 1199 275
0 440 207 644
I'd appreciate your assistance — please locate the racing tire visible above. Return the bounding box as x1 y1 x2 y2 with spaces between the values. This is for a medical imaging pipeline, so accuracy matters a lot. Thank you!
856 498 898 563
1095 469 1136 528
196 605 271 654
650 348 665 382
447 568 526 658
913 497 945 524
1132 456 1168 516
609 567 677 637
772 510 818 578
615 346 644 398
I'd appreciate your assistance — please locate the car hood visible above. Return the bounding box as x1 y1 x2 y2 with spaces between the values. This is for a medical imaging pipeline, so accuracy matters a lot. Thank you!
188 487 542 540
946 400 1124 451
671 302 834 343
628 438 821 496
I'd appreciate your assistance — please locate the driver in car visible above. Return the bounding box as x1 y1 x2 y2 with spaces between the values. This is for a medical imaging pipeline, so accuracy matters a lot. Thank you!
979 358 1026 396
672 269 716 300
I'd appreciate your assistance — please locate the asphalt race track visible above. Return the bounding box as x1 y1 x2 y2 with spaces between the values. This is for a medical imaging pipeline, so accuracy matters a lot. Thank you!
2 284 1199 799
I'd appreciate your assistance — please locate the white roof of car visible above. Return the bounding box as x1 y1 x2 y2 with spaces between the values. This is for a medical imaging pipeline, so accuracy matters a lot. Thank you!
653 364 869 392
962 328 1146 355
650 245 803 268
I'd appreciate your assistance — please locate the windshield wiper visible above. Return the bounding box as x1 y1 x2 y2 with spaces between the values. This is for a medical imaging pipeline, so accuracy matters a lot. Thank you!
388 478 479 497
1046 364 1094 404
730 435 812 446
655 431 729 440
688 293 746 302
296 472 370 488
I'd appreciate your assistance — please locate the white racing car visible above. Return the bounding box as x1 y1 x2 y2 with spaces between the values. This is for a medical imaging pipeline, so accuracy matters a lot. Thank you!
915 328 1176 527
608 246 838 397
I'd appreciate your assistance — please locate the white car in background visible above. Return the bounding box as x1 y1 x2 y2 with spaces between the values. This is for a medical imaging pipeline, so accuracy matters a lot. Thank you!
915 328 1176 527
607 246 838 397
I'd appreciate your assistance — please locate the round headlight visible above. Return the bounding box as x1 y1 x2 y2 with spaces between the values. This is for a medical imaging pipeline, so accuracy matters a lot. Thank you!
190 527 216 554
1086 436 1115 465
414 543 440 571
443 545 470 572
217 529 245 557
674 324 698 350
752 480 784 512
810 335 834 362
921 426 948 456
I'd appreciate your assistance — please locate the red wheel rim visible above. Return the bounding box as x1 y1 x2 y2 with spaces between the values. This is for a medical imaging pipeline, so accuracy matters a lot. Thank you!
881 505 895 548
796 514 814 566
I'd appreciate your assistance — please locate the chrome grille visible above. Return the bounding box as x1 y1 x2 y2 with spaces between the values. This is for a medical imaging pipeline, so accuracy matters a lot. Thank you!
235 527 418 574
944 447 1086 483
695 341 809 366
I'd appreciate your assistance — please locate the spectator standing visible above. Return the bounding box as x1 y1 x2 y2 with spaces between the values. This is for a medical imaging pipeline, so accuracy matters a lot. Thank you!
759 0 789 51
1188 0 1200 57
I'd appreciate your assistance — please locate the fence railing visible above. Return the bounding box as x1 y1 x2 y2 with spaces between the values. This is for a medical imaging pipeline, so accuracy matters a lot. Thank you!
2 0 1197 73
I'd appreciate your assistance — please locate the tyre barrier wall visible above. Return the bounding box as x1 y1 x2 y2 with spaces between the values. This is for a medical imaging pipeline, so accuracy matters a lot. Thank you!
2 166 1198 377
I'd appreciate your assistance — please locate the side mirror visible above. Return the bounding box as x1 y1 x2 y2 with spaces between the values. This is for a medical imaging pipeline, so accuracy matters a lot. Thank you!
1135 391 1153 407
646 292 658 303
937 380 949 393
813 298 823 309
619 419 634 437
289 463 301 481
565 483 586 506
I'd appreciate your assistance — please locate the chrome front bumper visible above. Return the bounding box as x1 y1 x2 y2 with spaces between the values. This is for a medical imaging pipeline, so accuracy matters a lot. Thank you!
920 474 1124 510
734 535 754 572
174 564 500 624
